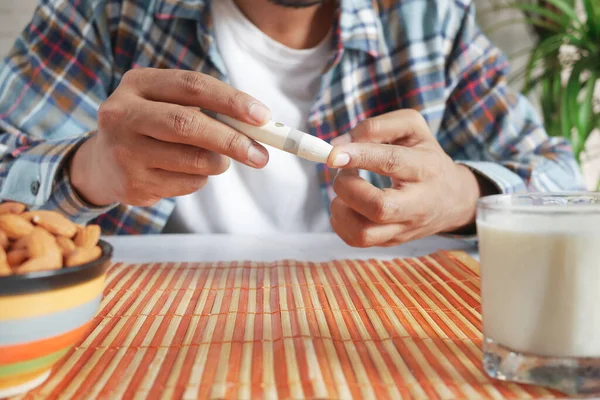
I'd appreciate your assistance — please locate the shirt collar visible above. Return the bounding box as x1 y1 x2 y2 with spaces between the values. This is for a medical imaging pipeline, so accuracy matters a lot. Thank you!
338 0 383 57
153 0 383 57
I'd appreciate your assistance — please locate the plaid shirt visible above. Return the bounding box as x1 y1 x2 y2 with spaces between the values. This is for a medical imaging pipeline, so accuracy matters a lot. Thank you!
0 0 585 235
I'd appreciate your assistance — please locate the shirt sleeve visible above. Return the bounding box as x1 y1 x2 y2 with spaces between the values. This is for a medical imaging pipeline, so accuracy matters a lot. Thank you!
0 0 117 223
439 0 586 195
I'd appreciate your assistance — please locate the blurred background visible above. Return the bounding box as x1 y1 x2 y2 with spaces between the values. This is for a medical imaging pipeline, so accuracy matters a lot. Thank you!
1 0 598 188
0 0 30 58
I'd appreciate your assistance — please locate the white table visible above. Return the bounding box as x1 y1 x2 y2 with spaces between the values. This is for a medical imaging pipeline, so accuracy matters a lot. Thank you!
103 233 478 263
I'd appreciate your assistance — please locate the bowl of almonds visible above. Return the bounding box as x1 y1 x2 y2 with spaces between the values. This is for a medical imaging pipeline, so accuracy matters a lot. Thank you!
0 202 112 398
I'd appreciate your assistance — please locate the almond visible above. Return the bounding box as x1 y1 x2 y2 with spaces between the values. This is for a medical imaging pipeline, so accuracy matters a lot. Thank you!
0 230 8 250
28 211 77 238
65 246 102 267
12 235 30 250
28 227 60 258
47 248 63 269
14 251 62 274
0 263 11 276
74 225 101 248
0 208 104 275
20 211 35 221
56 236 76 256
0 214 34 239
0 247 10 276
13 257 46 274
0 202 26 215
7 249 28 267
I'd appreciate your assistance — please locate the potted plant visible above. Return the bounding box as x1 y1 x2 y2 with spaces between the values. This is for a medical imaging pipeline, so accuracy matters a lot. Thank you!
484 0 600 188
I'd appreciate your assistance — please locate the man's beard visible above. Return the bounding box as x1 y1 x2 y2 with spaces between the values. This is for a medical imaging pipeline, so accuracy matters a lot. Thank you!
268 0 324 8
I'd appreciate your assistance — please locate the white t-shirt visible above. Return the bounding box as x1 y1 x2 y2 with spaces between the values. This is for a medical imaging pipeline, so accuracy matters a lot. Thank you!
163 0 332 234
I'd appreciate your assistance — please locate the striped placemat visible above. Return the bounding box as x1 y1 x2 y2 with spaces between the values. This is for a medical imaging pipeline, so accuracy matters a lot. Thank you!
16 251 563 399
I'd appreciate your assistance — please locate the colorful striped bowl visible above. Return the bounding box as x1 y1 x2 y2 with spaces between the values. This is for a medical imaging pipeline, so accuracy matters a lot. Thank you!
0 240 112 398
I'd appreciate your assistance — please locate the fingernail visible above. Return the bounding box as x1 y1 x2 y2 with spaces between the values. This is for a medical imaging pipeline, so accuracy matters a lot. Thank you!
248 102 271 124
248 144 268 167
330 133 352 146
331 152 350 167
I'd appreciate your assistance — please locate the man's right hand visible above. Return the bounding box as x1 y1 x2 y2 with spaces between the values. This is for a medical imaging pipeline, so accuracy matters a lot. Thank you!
69 68 271 207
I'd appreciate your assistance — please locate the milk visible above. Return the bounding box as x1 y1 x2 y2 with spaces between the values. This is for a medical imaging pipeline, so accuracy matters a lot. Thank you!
478 216 600 358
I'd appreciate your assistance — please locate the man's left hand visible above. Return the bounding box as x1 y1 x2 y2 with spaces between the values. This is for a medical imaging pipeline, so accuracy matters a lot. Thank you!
327 109 483 247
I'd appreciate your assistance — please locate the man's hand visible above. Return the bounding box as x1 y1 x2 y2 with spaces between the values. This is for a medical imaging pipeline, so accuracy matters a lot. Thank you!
70 68 271 207
327 109 483 247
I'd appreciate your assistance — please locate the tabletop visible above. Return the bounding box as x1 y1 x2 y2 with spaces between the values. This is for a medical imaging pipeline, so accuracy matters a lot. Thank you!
102 233 479 263
8 234 569 400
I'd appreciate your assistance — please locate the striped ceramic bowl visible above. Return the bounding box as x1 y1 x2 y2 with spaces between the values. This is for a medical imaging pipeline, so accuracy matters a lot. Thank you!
0 240 112 398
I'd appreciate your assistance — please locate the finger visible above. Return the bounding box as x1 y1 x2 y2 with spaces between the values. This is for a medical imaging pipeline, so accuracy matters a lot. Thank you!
330 133 352 147
329 143 433 180
346 109 430 145
121 169 208 207
330 197 405 248
121 68 271 125
140 136 230 176
123 99 270 168
150 169 208 198
333 168 427 224
380 226 433 247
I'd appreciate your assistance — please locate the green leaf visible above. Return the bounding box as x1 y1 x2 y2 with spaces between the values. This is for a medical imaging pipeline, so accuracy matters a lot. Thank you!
582 0 597 35
560 74 576 143
523 68 560 94
540 78 560 135
578 71 598 140
566 66 581 121
541 78 552 115
523 34 564 90
541 75 564 137
582 0 600 39
560 89 572 141
565 33 593 50
565 61 589 160
541 75 561 115
552 71 562 101
539 0 584 29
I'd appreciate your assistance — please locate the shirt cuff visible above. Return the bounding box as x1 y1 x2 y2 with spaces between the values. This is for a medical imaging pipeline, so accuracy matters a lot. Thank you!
0 134 117 224
440 161 527 242
455 160 527 194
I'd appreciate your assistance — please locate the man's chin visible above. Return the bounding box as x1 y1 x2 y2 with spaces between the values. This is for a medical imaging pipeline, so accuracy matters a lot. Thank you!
268 0 325 8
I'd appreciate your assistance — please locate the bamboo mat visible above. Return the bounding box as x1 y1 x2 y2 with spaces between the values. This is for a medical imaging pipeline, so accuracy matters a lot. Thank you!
16 251 564 399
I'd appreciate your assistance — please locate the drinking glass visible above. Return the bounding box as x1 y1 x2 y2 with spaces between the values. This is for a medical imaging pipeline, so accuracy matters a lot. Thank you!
477 193 600 395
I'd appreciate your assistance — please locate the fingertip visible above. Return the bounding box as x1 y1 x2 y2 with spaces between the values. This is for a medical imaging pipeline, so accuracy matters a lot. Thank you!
248 102 271 125
326 148 337 168
327 147 351 168
247 143 269 168
217 154 232 175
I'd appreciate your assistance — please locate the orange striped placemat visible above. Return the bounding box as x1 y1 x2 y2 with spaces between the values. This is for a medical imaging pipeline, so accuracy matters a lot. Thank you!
16 251 564 399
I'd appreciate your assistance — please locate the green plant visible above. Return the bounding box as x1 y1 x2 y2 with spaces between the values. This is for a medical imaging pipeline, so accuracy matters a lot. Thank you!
484 0 600 187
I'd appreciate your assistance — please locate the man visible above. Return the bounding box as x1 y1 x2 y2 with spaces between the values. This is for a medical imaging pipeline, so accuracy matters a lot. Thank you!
0 0 584 246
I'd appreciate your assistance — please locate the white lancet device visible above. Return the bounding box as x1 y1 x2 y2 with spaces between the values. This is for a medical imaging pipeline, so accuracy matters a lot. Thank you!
216 114 333 164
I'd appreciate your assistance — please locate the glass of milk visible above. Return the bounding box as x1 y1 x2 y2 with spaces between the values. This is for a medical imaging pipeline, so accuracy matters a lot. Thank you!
477 193 600 395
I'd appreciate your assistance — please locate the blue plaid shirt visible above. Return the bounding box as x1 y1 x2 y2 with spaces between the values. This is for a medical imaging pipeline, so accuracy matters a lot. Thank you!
0 0 585 235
